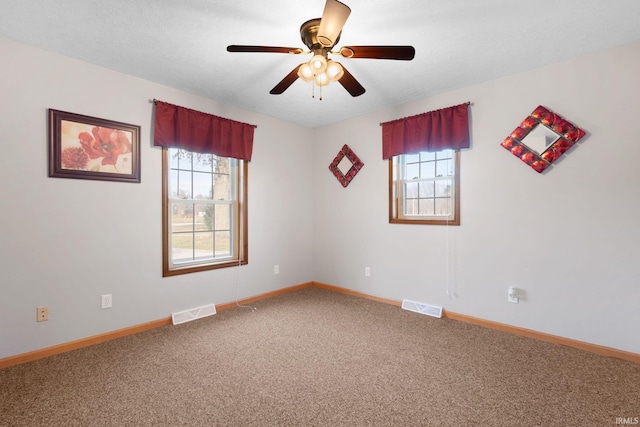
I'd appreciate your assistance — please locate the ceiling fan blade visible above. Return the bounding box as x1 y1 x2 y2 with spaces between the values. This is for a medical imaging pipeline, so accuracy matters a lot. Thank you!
227 45 304 55
339 46 415 60
338 66 365 97
270 66 301 95
317 0 351 47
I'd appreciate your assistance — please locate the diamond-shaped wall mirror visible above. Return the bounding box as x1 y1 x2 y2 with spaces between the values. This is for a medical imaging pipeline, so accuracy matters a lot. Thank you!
501 105 587 173
329 144 364 187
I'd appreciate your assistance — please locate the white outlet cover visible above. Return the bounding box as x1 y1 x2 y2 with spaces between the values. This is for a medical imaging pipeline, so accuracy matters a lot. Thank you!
101 294 112 309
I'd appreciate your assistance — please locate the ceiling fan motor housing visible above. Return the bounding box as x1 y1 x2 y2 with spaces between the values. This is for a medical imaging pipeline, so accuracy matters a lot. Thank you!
300 19 341 50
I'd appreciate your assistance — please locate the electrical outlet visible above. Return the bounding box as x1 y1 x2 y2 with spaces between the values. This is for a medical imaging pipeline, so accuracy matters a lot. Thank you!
37 306 49 322
365 267 371 277
508 287 519 304
274 265 280 275
101 294 112 309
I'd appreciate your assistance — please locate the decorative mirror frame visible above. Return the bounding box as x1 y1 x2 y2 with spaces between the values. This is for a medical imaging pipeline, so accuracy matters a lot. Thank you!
329 144 364 187
501 105 586 173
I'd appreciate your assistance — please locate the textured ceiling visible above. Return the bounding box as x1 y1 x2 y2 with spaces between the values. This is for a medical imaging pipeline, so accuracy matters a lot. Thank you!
2 0 640 128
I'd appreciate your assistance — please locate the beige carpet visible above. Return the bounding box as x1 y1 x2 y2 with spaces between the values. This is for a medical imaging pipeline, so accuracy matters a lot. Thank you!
1 287 638 426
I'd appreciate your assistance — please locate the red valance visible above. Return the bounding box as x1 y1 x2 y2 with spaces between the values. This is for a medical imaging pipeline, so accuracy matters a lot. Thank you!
381 103 470 159
153 100 255 161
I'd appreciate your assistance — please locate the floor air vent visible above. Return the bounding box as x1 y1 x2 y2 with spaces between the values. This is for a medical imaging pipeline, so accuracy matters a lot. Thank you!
401 299 443 318
171 304 216 325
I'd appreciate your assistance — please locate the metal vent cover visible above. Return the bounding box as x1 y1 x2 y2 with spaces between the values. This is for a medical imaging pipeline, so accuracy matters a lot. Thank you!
171 304 217 325
401 299 443 318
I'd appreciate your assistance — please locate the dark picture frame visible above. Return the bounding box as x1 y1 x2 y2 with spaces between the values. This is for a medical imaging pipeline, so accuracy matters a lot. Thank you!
49 109 141 183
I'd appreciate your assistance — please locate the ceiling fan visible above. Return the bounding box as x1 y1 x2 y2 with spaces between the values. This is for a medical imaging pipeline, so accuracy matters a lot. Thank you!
226 0 415 98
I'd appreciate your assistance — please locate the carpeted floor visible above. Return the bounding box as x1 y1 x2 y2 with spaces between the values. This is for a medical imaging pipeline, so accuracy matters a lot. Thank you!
1 287 638 426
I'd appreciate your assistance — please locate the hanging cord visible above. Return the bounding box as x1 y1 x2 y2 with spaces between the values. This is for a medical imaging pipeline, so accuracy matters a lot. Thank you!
445 215 453 300
445 155 454 300
234 258 256 311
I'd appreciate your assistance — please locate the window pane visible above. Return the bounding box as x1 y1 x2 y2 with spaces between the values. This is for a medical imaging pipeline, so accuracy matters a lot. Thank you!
405 198 418 215
215 231 231 257
212 157 231 200
193 153 214 172
194 203 213 231
420 152 436 161
215 203 231 230
419 199 435 215
405 163 419 180
420 161 435 178
194 232 214 260
435 198 452 216
435 180 452 197
169 169 179 198
169 148 180 169
436 159 452 177
172 203 193 233
176 150 192 169
419 181 434 198
405 182 418 198
436 149 453 160
178 170 192 199
172 233 193 263
193 172 213 200
405 153 420 163
213 173 230 201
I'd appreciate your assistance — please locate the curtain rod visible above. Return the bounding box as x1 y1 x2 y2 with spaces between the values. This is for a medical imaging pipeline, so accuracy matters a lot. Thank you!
379 101 472 126
151 98 258 129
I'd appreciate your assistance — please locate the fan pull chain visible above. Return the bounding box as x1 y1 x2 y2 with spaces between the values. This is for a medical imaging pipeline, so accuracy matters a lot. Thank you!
310 77 323 100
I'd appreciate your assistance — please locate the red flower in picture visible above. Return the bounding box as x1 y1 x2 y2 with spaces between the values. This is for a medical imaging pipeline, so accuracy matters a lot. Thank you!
61 147 90 170
78 126 132 166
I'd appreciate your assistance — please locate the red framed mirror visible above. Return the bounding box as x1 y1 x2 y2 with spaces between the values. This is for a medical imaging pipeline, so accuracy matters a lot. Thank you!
329 144 364 187
501 106 586 173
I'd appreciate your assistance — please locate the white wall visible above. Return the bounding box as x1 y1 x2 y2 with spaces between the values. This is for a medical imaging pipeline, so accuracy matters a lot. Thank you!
0 36 314 359
2 35 639 360
312 41 640 354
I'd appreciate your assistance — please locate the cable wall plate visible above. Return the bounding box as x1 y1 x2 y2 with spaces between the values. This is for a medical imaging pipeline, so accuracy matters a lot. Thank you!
171 304 217 325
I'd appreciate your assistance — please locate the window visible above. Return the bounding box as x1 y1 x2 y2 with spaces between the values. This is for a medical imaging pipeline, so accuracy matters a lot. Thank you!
389 149 460 225
163 148 247 276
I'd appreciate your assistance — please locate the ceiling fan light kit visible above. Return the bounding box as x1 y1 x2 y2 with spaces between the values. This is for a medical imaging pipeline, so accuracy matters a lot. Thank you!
310 54 328 73
297 63 314 82
227 0 415 99
326 60 344 81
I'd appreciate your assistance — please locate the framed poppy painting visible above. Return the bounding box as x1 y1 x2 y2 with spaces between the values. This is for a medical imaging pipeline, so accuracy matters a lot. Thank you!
48 109 141 183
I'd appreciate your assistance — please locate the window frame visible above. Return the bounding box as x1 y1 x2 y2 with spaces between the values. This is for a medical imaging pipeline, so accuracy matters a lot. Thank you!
388 150 460 226
162 148 248 277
